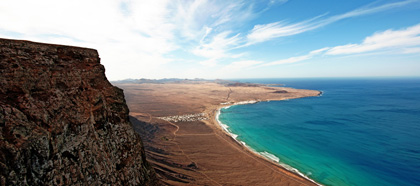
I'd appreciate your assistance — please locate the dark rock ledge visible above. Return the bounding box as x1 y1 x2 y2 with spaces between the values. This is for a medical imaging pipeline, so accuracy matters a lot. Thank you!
0 38 159 185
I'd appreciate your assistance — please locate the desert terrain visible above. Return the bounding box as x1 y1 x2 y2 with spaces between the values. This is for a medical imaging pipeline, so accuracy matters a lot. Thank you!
115 81 320 186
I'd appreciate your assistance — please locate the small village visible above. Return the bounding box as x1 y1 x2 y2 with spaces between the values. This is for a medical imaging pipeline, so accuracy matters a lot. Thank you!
157 113 208 122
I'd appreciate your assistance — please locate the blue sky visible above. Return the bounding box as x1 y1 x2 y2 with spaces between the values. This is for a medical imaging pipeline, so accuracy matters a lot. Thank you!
1 0 420 80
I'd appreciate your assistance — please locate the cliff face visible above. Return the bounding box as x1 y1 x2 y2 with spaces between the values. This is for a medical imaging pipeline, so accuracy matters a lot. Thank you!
0 38 158 185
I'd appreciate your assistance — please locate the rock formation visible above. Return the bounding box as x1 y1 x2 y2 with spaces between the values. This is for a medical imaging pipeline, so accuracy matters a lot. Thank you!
0 38 159 185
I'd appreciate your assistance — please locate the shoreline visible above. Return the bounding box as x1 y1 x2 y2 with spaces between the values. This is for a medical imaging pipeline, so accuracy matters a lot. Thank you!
118 82 322 185
213 98 323 186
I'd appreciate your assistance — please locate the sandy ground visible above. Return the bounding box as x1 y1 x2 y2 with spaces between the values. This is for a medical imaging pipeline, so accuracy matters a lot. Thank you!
115 82 321 186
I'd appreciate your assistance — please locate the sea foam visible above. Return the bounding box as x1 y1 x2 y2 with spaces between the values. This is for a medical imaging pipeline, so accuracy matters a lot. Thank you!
260 151 280 162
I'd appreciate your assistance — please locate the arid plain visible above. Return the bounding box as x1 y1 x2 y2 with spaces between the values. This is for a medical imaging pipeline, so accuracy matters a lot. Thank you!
115 81 320 186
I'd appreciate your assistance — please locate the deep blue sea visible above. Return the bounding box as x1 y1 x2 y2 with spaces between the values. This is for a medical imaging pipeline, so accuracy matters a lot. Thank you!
218 78 420 186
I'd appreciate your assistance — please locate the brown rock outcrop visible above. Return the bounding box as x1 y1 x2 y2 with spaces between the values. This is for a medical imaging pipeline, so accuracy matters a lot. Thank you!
0 38 159 185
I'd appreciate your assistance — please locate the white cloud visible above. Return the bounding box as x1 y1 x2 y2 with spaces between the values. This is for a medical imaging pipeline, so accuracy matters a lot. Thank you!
221 60 263 72
266 55 312 65
269 0 288 5
310 47 331 55
0 0 418 80
193 32 241 58
259 24 420 67
172 0 254 41
262 47 329 66
199 59 219 67
0 0 262 79
326 0 418 23
326 24 420 55
402 47 420 54
246 0 419 45
246 13 327 45
247 21 308 44
0 0 177 80
173 0 257 66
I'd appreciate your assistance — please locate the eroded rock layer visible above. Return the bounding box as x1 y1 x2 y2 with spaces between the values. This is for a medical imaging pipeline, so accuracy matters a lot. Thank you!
0 38 158 185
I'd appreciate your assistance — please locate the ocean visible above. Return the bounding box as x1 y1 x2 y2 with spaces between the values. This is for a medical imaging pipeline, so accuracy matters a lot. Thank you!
218 78 420 186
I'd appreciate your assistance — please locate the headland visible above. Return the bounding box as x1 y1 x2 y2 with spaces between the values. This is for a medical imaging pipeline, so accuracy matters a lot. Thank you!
115 80 321 185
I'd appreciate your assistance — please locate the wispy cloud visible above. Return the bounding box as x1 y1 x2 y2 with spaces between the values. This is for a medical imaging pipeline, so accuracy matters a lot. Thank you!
269 0 289 5
246 15 325 45
200 0 419 67
169 0 259 67
402 47 420 54
193 32 241 59
0 0 179 80
327 24 420 55
193 31 244 66
172 0 255 41
0 0 262 79
261 47 329 66
259 23 420 67
0 0 418 79
246 0 419 45
221 60 263 72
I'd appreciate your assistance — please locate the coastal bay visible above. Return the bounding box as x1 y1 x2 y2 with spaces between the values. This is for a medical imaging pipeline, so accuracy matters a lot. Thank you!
115 81 320 185
219 78 420 186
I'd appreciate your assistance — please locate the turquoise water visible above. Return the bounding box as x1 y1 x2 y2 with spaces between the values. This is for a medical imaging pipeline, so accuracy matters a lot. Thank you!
218 78 420 186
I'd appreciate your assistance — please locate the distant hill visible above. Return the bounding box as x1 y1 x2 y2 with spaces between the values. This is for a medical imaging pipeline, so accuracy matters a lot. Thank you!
112 78 272 87
112 78 210 84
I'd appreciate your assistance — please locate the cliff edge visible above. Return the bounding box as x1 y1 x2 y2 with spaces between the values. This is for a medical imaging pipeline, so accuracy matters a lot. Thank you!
0 38 159 185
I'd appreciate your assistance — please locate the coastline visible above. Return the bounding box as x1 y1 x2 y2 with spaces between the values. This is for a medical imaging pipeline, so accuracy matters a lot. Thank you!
116 80 420 186
118 82 321 185
214 99 322 186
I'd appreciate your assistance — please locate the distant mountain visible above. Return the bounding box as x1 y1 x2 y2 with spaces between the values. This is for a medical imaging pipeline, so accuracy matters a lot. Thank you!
112 78 266 87
112 78 211 84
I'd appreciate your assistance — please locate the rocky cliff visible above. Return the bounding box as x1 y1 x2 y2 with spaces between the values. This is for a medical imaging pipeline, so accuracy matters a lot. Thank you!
0 38 159 185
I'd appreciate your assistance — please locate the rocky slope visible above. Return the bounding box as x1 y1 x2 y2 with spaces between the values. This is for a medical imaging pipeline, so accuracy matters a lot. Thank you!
0 38 159 185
